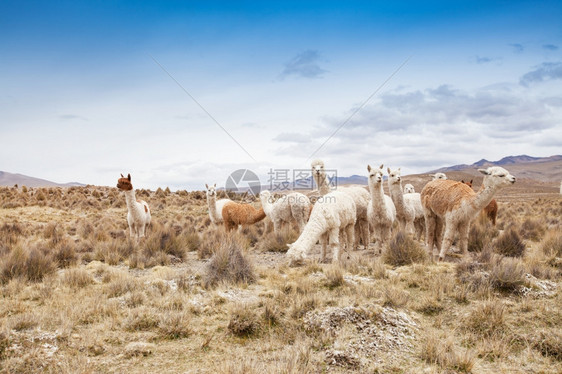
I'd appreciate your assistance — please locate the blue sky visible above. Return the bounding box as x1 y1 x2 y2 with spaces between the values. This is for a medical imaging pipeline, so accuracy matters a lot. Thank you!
1 1 561 190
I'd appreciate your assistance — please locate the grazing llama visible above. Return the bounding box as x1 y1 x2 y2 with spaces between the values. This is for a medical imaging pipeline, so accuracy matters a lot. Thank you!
117 174 151 242
462 179 499 226
312 159 369 249
422 166 515 261
259 190 311 234
367 164 396 253
222 201 266 231
431 173 447 180
205 183 232 225
287 191 356 265
387 167 425 240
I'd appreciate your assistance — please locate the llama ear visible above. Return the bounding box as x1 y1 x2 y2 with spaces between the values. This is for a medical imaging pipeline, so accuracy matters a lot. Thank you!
367 165 371 172
470 179 473 184
127 173 131 181
387 167 391 174
213 183 216 188
379 164 384 169
121 174 124 178
478 169 490 175
205 183 209 189
461 180 464 183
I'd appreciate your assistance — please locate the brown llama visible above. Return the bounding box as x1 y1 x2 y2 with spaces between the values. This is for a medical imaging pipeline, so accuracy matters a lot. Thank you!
461 179 498 226
221 201 266 231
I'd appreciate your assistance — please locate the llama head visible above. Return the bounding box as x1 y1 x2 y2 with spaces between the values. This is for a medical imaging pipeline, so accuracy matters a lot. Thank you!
461 179 473 188
367 164 384 184
205 183 217 197
117 173 133 191
259 190 273 204
403 183 415 194
286 243 306 266
387 167 402 185
431 173 447 181
311 159 325 177
478 167 516 189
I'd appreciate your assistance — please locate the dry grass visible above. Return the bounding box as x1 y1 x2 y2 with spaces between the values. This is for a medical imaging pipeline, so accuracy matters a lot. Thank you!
0 185 560 373
494 227 526 257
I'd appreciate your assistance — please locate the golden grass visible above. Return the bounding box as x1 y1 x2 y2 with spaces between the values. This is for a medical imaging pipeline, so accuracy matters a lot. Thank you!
0 186 560 372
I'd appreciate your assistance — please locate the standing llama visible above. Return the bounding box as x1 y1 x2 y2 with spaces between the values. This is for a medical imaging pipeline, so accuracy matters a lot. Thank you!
462 179 498 226
117 174 151 242
287 191 356 265
387 167 425 240
222 201 266 231
367 164 396 253
422 166 515 261
259 190 311 234
312 159 369 249
205 183 233 225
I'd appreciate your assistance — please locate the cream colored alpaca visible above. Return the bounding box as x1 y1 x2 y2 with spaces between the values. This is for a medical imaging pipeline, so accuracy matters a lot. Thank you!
259 190 311 234
431 172 447 180
287 191 356 265
366 164 396 253
311 159 332 195
421 166 516 261
205 183 232 225
117 174 151 242
387 167 425 239
311 159 369 249
403 184 415 194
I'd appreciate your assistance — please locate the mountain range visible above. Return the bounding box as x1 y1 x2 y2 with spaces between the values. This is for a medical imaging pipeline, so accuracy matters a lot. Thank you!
1 154 560 188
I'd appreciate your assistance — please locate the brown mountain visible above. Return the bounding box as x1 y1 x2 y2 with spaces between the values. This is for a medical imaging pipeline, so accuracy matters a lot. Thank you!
0 171 85 188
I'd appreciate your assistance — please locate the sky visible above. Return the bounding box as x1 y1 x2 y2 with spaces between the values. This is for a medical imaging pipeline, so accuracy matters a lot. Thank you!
1 0 561 191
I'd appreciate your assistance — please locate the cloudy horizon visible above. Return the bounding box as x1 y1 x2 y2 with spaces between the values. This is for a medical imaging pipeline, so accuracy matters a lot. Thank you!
1 1 561 191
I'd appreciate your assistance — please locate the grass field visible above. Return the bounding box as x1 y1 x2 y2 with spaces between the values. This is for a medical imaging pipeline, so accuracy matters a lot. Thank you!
0 184 561 373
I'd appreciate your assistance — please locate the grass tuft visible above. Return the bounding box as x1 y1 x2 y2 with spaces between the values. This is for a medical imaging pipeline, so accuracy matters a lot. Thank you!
383 231 428 266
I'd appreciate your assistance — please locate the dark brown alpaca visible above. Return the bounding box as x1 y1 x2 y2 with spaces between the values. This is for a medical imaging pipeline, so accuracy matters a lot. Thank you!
221 202 266 231
461 179 498 226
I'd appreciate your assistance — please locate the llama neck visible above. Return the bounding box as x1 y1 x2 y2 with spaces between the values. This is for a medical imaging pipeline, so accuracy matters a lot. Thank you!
293 213 326 253
389 182 406 212
124 189 140 212
314 173 331 195
260 197 275 217
249 207 266 223
467 184 497 214
207 194 220 221
369 181 387 207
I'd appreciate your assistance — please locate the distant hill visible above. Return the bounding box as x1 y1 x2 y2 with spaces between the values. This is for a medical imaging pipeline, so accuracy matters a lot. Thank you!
430 155 562 182
0 171 85 188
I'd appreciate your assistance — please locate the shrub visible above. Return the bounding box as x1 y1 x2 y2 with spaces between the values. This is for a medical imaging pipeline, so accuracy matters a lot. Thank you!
324 265 345 289
383 231 428 266
158 311 192 339
531 330 562 361
540 231 562 269
203 234 255 288
463 300 506 338
520 218 546 241
468 219 496 252
489 257 526 292
142 225 186 261
256 230 299 253
494 228 526 257
228 304 260 337
52 240 78 268
420 332 474 372
0 245 56 283
63 268 93 288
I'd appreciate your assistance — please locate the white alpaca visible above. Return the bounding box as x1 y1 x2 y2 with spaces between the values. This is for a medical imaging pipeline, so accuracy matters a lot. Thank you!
387 167 425 240
366 164 396 253
311 159 332 196
421 166 516 261
403 184 415 194
431 172 447 181
312 159 369 249
205 183 232 225
287 191 356 265
259 190 311 234
117 174 151 242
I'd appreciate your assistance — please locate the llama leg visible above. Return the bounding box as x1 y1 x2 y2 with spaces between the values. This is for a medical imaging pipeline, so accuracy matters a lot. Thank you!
425 214 436 256
360 220 369 249
345 224 355 259
458 221 470 257
438 219 455 261
320 233 328 263
328 228 340 263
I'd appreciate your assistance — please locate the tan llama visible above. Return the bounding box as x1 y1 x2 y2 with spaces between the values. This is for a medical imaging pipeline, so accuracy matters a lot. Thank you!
117 174 151 242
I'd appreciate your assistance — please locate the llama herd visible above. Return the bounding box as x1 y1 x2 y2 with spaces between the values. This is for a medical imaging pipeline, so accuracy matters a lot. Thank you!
117 160 516 265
